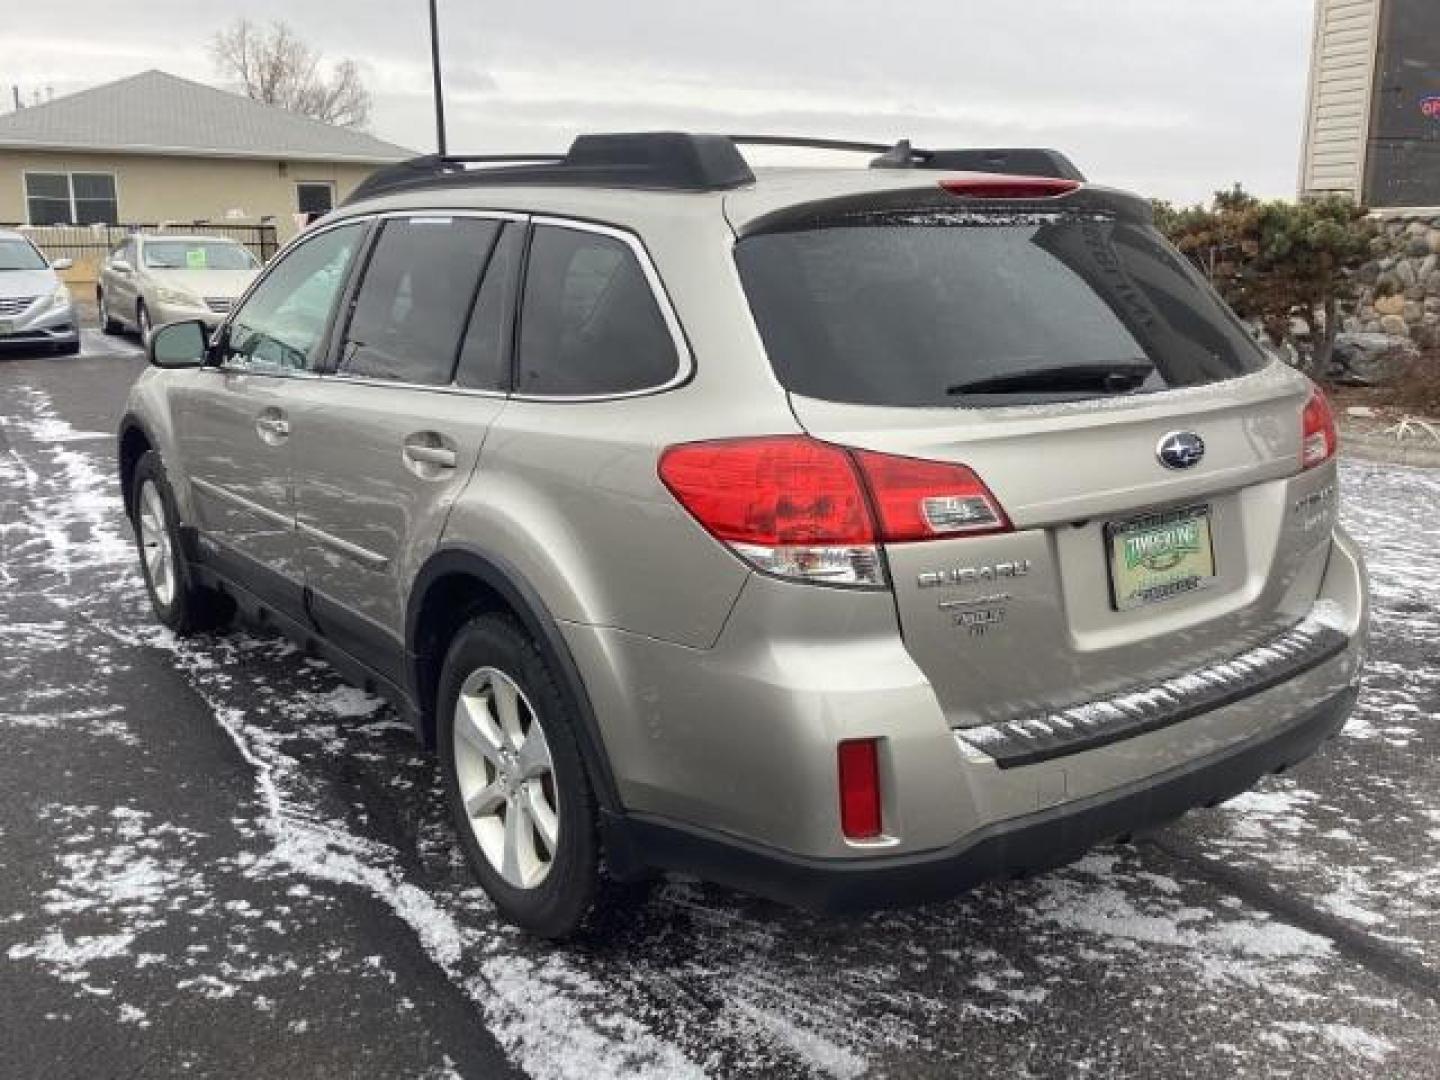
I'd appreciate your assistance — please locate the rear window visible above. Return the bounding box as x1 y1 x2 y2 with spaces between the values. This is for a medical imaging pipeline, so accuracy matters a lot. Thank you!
735 211 1269 408
143 241 258 271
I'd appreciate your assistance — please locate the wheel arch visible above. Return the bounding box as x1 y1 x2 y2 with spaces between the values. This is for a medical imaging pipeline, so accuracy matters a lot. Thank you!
407 544 624 814
116 414 156 520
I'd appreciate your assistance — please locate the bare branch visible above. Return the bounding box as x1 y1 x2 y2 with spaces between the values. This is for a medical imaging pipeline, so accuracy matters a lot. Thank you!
208 18 372 129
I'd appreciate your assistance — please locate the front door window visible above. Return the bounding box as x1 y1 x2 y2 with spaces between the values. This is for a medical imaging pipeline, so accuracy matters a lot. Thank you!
222 221 365 373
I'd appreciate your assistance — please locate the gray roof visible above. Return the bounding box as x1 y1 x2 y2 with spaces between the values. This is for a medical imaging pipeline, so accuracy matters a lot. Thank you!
0 70 413 164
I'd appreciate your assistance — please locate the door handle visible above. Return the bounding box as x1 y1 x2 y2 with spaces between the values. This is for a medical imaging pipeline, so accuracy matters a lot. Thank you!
402 433 459 478
255 410 290 443
403 444 457 468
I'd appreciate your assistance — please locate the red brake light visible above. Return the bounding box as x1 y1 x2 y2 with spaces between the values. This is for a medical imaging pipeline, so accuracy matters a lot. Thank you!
853 450 1010 539
1301 386 1338 470
657 436 872 546
940 176 1080 199
659 436 881 586
837 739 882 840
658 436 1012 587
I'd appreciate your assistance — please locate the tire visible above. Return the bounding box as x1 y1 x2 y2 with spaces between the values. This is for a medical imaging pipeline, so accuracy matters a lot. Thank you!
438 613 599 937
131 451 231 635
98 290 122 334
53 340 80 356
136 301 152 346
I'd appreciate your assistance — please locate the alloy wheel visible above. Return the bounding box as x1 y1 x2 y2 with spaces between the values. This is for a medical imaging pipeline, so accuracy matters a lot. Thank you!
137 480 176 607
452 666 559 889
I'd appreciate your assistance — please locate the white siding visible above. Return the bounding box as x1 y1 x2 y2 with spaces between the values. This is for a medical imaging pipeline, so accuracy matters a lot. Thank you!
1298 0 1382 199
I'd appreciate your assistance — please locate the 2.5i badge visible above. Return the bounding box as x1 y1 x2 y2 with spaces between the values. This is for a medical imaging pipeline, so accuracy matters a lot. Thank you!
1106 504 1217 610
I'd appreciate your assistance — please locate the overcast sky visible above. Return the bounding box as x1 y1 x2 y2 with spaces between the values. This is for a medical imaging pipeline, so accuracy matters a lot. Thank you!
7 0 1319 204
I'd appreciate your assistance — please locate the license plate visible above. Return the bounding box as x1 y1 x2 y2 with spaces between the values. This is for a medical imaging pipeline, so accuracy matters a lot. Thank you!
0 320 13 336
1105 504 1216 610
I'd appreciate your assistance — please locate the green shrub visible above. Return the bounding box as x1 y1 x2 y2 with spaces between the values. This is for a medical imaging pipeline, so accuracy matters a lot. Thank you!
1153 185 1376 377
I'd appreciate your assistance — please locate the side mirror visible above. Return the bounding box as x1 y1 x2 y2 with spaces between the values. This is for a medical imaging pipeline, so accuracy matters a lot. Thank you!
111 258 132 273
50 257 74 271
149 319 209 369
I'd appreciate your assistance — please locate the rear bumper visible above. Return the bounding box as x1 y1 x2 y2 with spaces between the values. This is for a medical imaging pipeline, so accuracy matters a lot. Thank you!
611 684 1358 913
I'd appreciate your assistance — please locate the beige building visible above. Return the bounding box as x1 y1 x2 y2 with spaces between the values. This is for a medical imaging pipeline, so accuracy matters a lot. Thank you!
0 70 412 254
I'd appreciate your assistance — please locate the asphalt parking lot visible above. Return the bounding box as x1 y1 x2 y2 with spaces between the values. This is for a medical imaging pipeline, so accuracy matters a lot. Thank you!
1 338 1437 1079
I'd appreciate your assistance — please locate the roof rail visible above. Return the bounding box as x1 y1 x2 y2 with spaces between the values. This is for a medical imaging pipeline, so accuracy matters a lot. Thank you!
728 135 1084 181
343 133 756 204
341 132 1085 206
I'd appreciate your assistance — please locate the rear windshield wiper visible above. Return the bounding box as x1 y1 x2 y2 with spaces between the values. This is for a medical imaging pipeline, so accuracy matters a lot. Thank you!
946 361 1154 397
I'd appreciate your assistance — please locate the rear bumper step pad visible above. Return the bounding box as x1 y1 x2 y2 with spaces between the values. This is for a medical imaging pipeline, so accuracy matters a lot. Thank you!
955 614 1350 769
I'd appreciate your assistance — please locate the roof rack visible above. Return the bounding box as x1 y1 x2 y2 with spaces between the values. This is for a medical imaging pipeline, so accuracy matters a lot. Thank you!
343 133 756 204
729 135 1085 181
342 132 1085 205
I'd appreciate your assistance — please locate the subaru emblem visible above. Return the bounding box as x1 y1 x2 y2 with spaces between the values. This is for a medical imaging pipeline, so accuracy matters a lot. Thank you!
1157 431 1205 470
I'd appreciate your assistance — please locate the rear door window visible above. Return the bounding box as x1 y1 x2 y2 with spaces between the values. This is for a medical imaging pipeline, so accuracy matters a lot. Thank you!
339 216 499 385
735 211 1269 408
516 224 678 396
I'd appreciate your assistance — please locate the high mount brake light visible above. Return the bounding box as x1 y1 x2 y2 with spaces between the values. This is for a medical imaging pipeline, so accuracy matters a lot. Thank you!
1301 386 1338 470
939 176 1080 199
658 436 1011 587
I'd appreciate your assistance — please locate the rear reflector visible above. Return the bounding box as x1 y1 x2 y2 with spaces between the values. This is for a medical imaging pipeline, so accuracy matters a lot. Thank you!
658 436 1012 587
837 739 882 840
1301 386 1338 470
940 176 1080 199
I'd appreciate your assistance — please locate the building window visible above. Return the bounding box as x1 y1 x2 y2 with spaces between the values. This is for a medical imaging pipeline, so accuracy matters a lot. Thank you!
24 172 119 225
296 182 335 218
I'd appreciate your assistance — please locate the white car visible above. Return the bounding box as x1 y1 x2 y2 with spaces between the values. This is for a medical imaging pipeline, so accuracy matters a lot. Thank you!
0 229 77 355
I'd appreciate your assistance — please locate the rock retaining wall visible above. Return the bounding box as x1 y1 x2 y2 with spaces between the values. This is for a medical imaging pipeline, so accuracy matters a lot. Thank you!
1349 214 1440 348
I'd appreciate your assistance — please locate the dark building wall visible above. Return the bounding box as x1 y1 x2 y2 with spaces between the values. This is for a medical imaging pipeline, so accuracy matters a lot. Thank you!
1364 0 1440 207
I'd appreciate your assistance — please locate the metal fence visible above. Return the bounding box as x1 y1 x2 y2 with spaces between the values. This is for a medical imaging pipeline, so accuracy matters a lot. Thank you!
3 222 280 265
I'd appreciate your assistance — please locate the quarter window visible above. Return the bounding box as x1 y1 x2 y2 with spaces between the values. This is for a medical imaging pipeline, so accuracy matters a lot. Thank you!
223 221 365 373
25 172 118 225
339 216 499 385
516 225 678 396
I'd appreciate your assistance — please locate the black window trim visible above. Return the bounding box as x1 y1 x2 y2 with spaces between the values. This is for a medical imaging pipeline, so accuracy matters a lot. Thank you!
209 209 695 404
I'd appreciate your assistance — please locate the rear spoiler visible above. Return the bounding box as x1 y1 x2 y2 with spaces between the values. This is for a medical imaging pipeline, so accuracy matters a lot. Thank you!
734 182 1155 239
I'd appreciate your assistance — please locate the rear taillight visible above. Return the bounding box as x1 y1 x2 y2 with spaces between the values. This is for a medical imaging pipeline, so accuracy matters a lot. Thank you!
940 176 1080 199
657 437 880 585
1301 386 1338 470
658 436 1011 587
837 739 883 840
852 450 1009 540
